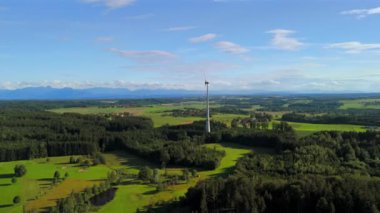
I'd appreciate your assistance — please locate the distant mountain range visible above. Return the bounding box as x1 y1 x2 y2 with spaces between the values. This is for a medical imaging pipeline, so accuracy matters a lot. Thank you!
0 87 204 100
0 87 378 100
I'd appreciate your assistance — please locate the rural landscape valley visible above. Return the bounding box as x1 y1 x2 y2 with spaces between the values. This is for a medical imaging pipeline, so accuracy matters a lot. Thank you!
1 0 380 212
1 96 380 212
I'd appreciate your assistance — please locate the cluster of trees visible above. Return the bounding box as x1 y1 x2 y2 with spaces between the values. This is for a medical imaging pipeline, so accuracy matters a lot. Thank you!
364 101 380 106
117 135 225 170
286 100 342 113
231 113 272 129
214 127 296 151
106 116 153 131
49 184 109 213
167 108 205 117
99 120 227 170
137 166 197 188
0 110 108 161
49 170 122 213
213 106 248 115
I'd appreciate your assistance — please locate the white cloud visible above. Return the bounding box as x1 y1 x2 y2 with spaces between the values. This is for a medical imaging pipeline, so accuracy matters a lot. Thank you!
214 41 249 54
109 48 177 63
341 7 380 18
96 36 114 42
189 33 217 43
164 26 197 32
82 0 135 9
328 41 380 53
267 29 303 50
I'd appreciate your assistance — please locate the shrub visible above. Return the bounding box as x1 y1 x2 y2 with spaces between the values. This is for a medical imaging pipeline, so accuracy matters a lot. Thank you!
14 165 27 177
13 196 21 204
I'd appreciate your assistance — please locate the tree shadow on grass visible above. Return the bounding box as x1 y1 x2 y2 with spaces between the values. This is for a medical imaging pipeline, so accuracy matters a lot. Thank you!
210 166 235 178
119 179 141 185
109 151 160 170
37 178 53 182
40 207 51 213
143 190 158 195
89 178 107 182
0 173 14 179
39 182 52 187
0 183 11 186
57 162 71 165
0 204 13 208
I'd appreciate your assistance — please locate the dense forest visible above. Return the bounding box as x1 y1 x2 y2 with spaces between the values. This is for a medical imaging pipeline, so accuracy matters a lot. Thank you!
0 109 224 169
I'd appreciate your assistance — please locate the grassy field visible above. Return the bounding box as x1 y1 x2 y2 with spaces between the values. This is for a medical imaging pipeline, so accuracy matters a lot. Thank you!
340 99 380 109
97 143 252 213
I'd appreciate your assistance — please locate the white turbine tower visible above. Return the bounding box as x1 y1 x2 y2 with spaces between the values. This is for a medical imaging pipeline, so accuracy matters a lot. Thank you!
205 80 211 133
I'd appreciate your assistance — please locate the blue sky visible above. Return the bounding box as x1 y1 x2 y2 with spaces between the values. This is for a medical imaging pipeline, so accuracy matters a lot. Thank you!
0 0 380 92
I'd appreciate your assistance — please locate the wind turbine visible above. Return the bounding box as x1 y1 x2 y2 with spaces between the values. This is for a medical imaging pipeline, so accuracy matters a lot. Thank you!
205 80 211 133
